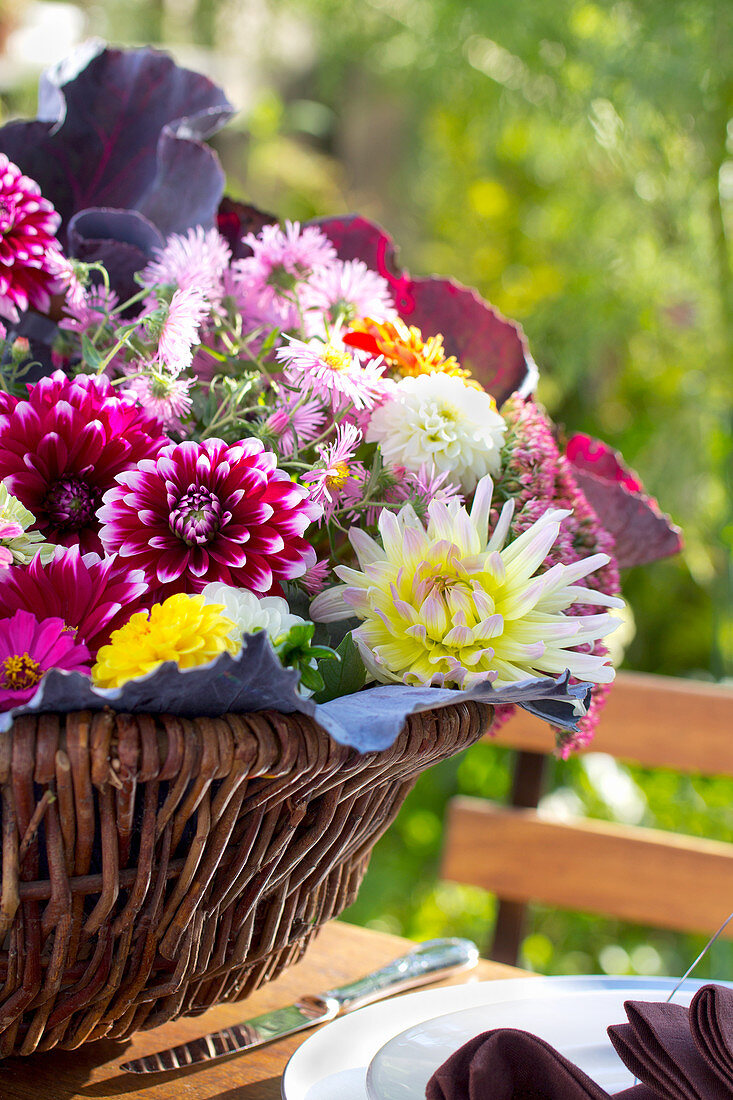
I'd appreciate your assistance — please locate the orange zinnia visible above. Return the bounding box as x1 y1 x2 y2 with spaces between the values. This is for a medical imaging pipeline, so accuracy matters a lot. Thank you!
343 317 472 380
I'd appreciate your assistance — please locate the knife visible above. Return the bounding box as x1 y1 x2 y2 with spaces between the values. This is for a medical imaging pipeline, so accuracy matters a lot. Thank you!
121 936 479 1073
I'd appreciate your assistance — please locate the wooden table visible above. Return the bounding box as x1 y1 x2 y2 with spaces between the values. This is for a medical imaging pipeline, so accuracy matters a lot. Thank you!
1 921 529 1099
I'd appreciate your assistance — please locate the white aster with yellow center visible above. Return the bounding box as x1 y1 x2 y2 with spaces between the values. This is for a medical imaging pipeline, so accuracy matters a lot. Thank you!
310 475 624 689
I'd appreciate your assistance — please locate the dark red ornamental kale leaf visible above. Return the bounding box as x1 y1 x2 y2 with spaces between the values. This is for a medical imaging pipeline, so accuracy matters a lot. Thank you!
0 371 168 553
0 43 233 300
566 434 683 569
313 214 537 405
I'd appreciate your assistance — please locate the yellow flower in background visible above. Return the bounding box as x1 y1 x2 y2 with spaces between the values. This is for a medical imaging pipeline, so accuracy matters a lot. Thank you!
92 593 240 688
310 475 623 690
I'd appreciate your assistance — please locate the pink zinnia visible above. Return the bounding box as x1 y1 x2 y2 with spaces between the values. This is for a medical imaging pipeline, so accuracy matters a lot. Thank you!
301 259 397 336
154 285 208 373
0 371 168 552
0 154 63 323
98 438 321 597
0 609 91 710
266 392 327 457
276 337 387 411
140 226 231 306
0 545 149 658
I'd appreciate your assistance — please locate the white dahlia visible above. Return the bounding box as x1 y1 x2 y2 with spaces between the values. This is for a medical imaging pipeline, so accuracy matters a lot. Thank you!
310 475 623 690
365 373 506 492
200 583 305 645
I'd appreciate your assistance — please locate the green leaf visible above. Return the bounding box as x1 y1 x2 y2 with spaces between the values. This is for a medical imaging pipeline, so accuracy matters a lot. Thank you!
80 335 103 370
313 631 367 704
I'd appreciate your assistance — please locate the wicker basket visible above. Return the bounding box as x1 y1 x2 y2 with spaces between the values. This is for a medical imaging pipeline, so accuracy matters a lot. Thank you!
0 700 490 1056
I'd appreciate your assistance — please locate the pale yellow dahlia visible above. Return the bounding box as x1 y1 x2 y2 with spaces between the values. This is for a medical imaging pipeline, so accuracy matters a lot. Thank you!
310 475 624 689
92 593 239 688
0 482 53 567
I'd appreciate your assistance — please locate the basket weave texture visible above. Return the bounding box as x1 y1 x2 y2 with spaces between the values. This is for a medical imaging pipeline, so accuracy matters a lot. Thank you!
0 700 490 1056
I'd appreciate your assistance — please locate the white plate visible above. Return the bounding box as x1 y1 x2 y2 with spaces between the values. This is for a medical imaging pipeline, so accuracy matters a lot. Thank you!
282 975 728 1100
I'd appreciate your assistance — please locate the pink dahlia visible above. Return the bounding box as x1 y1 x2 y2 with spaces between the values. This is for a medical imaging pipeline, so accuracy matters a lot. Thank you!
0 154 63 323
98 438 321 596
0 609 91 711
0 545 149 658
0 370 168 552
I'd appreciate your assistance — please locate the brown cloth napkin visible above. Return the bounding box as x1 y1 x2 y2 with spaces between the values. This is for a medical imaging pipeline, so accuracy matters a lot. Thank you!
425 984 733 1100
690 985 733 1091
608 985 733 1100
424 1027 655 1099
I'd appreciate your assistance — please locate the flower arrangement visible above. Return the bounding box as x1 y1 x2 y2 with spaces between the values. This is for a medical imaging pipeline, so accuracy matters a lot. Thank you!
0 43 681 757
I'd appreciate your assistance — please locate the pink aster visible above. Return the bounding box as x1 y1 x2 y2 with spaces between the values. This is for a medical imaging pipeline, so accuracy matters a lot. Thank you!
0 609 91 710
140 226 231 306
154 285 208 373
361 464 464 527
302 423 366 520
122 367 193 431
0 370 168 552
266 391 327 457
234 220 337 313
0 154 63 323
301 259 397 336
98 438 321 597
0 545 149 658
276 336 387 411
59 283 119 335
300 557 331 595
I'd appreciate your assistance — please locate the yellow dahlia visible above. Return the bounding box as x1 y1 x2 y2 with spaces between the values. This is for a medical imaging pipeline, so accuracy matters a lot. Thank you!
310 475 624 689
344 318 472 380
92 593 239 688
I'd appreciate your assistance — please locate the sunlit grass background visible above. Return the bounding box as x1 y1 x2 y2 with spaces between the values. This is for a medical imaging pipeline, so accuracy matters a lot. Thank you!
1 0 731 978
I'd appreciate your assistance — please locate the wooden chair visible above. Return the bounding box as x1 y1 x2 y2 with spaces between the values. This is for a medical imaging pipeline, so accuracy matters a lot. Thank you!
440 671 733 965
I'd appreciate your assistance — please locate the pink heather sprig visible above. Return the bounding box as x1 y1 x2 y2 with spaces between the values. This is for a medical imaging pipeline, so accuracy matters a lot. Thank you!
493 395 622 750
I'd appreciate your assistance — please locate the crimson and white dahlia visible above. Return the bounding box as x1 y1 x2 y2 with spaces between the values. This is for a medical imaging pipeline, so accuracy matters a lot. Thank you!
0 372 168 552
98 438 321 597
0 154 63 323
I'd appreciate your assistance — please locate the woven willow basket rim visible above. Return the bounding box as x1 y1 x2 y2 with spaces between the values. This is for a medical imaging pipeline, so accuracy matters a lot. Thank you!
0 700 491 1057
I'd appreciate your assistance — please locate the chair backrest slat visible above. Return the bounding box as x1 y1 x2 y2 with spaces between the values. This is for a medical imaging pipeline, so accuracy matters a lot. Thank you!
443 798 733 938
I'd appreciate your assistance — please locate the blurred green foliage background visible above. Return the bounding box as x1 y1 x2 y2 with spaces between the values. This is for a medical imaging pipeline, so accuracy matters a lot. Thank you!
1 0 731 978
